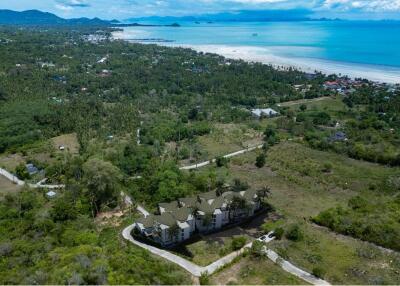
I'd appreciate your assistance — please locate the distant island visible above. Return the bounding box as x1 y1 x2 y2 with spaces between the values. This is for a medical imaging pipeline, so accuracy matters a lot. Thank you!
0 9 180 27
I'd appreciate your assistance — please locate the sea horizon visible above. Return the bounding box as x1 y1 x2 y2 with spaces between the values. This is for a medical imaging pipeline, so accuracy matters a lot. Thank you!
113 21 400 84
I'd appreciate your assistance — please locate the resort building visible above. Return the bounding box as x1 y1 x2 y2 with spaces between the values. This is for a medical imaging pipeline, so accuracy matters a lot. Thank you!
251 108 279 118
133 188 263 247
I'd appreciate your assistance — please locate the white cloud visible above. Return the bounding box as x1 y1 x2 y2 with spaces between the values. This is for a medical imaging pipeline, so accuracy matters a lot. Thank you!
322 0 400 11
55 3 74 11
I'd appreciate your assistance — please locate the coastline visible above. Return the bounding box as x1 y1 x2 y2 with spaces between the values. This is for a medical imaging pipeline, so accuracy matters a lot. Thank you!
112 32 400 84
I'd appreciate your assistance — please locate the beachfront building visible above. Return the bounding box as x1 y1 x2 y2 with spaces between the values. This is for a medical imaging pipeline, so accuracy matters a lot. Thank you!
133 189 263 247
251 108 279 118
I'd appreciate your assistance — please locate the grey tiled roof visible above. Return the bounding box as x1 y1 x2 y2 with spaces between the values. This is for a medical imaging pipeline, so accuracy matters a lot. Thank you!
136 215 155 228
159 201 179 212
172 207 192 222
137 188 260 229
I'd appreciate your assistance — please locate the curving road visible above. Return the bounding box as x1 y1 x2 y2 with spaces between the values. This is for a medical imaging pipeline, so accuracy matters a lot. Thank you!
122 224 330 285
179 144 264 170
0 167 65 189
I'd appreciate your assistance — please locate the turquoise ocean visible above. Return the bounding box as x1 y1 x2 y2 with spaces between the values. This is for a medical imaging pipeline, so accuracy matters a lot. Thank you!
113 21 400 83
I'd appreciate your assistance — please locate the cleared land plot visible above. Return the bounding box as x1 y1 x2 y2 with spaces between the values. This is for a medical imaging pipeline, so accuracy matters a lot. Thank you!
51 133 80 154
211 254 305 285
0 153 24 172
0 175 21 197
172 212 269 266
217 142 400 284
268 223 400 285
177 123 263 165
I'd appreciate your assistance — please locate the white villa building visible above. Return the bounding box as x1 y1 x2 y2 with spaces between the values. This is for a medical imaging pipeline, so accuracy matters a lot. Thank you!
251 108 279 118
133 189 262 247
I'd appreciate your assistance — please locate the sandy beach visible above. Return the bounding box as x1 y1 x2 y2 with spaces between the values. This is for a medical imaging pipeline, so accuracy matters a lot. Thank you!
170 44 400 84
112 31 400 84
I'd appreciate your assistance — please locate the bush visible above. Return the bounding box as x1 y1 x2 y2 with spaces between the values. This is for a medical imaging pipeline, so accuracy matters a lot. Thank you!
215 156 229 167
255 153 266 168
231 236 247 250
285 224 304 242
199 272 210 285
321 163 332 173
312 267 326 279
250 240 264 257
15 163 30 180
274 227 284 240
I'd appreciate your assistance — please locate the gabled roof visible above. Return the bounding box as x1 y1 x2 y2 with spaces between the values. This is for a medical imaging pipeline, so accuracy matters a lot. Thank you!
172 207 192 222
159 201 179 212
242 189 258 201
137 215 155 228
155 213 176 227
210 196 226 209
196 200 214 214
198 190 218 201
179 196 198 208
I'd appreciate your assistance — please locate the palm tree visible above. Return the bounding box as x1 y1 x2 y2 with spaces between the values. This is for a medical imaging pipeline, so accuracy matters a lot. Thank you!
191 206 200 232
168 223 180 242
228 196 247 222
257 186 271 202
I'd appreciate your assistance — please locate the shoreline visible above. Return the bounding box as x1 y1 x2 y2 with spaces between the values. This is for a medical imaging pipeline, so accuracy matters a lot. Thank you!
112 32 400 84
183 44 400 84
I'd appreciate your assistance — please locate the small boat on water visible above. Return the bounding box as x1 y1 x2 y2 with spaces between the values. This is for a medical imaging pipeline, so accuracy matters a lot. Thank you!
252 33 258 37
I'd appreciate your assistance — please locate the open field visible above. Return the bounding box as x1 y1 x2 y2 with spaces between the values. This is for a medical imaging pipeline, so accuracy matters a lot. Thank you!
51 133 80 154
211 254 306 285
0 153 25 172
172 212 269 266
268 223 400 285
176 122 264 165
0 175 21 198
192 141 400 284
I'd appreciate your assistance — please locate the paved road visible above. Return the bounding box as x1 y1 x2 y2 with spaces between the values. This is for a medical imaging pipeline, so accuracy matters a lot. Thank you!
263 247 330 285
277 96 331 107
0 167 65 189
137 205 150 217
122 224 205 276
179 144 264 170
122 225 330 285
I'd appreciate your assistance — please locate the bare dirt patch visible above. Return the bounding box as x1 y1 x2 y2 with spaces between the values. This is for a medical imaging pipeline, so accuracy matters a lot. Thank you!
0 153 25 171
51 133 80 154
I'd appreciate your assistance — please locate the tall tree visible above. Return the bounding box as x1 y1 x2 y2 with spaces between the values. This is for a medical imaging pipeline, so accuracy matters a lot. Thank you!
83 158 122 216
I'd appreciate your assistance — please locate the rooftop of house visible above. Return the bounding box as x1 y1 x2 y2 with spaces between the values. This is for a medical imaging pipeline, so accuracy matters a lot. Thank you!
137 188 260 230
251 108 279 117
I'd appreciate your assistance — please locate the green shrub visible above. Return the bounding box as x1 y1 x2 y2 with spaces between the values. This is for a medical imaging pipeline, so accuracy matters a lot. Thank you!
255 153 266 168
15 163 30 180
274 227 284 240
312 267 326 279
285 224 304 242
321 162 332 173
231 236 247 250
250 240 264 257
199 272 210 285
216 156 229 167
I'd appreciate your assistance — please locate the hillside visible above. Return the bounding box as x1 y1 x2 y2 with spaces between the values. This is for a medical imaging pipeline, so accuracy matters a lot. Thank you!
0 9 114 26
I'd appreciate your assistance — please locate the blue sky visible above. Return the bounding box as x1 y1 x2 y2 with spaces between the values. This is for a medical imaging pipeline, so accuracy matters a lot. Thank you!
1 0 400 20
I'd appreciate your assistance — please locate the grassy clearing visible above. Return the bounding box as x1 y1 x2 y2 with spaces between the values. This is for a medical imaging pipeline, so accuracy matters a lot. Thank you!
0 175 21 198
172 221 263 266
195 140 400 284
278 96 348 116
198 123 263 157
51 133 80 154
267 223 400 285
210 254 305 285
0 153 25 171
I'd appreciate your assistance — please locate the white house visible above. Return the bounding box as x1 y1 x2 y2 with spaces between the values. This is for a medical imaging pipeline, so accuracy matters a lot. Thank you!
251 108 279 118
133 188 263 247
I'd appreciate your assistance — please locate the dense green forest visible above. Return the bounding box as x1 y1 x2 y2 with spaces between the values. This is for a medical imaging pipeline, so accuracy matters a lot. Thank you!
0 26 400 284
